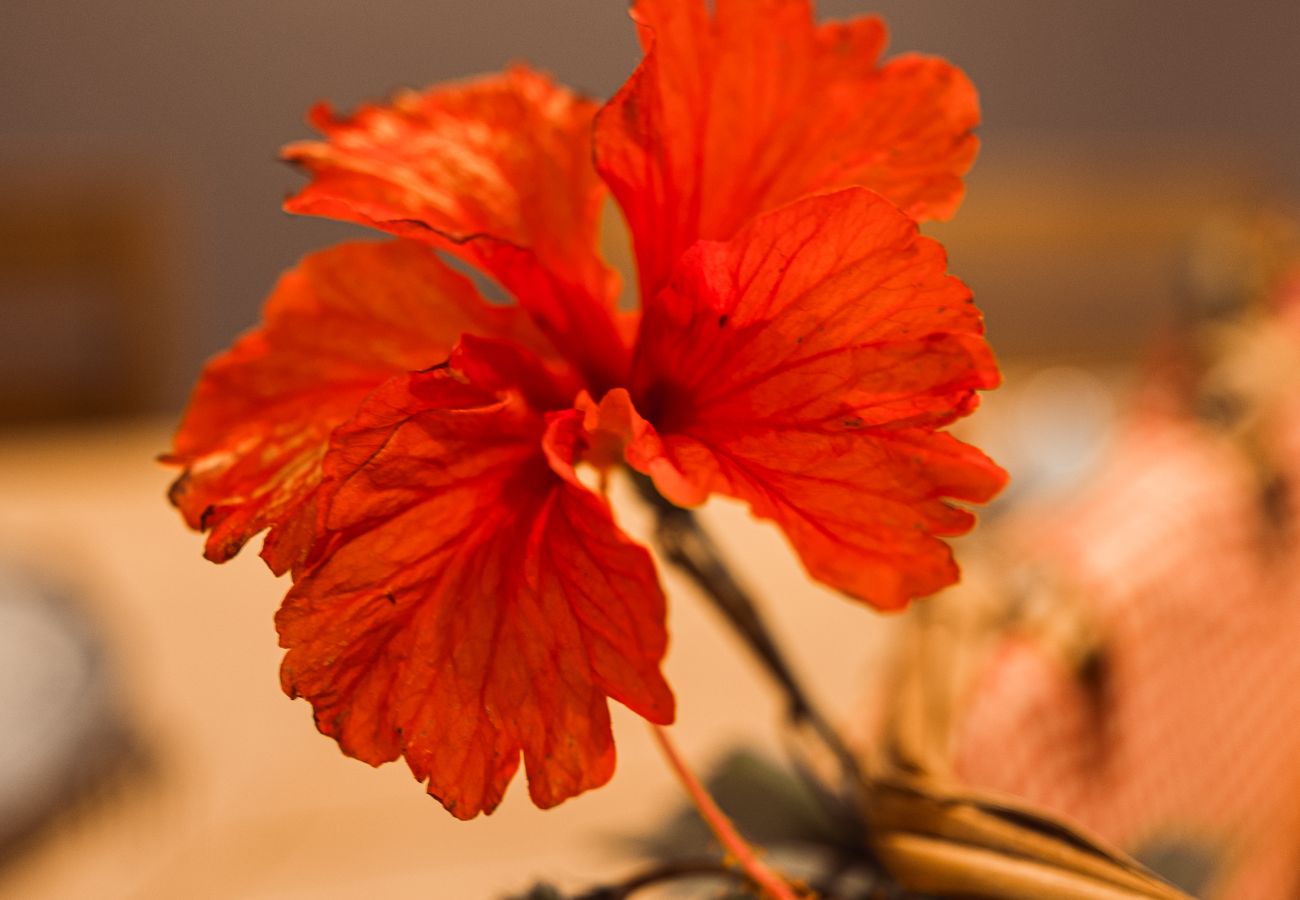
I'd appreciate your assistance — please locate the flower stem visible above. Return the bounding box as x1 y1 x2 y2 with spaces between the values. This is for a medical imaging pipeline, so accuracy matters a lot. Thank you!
650 724 802 900
630 473 868 797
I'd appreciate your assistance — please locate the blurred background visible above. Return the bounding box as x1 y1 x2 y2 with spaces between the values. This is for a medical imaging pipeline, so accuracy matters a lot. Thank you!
1 1 1299 897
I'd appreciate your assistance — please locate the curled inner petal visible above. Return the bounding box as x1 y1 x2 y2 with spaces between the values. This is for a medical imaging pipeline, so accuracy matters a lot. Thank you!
566 389 706 507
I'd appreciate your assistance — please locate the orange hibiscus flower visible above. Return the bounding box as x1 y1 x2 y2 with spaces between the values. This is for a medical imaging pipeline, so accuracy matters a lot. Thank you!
165 0 1005 820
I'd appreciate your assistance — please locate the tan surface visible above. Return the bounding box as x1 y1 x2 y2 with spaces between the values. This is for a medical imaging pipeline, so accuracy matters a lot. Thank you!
0 420 899 899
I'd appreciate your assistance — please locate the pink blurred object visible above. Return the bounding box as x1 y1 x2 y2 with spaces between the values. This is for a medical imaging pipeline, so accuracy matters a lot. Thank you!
886 244 1300 898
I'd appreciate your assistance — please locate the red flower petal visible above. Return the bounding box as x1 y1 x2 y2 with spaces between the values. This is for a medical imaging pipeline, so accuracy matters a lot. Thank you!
619 188 1006 609
595 0 980 299
277 371 673 819
573 388 707 507
282 66 629 390
165 240 545 574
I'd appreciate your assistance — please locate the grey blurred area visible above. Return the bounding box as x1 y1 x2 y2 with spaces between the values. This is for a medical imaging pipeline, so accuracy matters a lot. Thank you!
1 0 1298 421
0 561 148 866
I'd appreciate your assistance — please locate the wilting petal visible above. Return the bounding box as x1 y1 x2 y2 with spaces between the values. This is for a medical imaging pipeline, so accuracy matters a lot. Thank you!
165 240 545 574
596 0 979 299
283 66 629 389
277 372 673 819
624 189 1006 609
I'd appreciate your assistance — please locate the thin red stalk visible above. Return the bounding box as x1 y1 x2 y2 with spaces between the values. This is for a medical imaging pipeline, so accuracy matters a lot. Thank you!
649 724 803 900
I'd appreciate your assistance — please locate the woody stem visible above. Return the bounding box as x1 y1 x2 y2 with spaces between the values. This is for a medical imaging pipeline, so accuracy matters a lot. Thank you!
649 724 800 900
631 472 868 795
